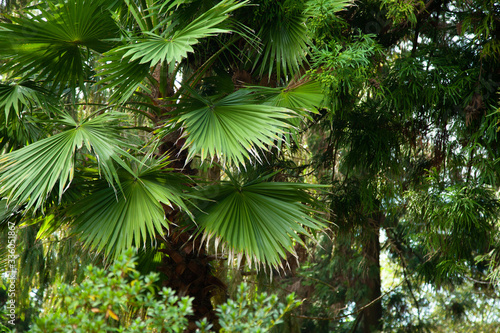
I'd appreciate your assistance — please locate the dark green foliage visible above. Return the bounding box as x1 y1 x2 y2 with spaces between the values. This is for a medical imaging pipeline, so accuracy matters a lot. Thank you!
27 249 299 333
277 0 500 331
2 0 500 332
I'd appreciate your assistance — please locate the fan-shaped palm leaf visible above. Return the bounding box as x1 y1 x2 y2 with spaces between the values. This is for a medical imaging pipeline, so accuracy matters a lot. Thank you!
253 78 324 146
0 0 119 91
0 81 52 122
0 112 133 212
252 0 353 78
121 0 245 65
0 81 55 149
253 78 324 111
96 50 151 103
176 89 294 165
69 157 193 257
97 0 245 102
197 179 326 268
254 10 309 78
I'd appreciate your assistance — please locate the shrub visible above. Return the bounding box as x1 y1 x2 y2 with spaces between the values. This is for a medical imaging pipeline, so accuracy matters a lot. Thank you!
29 249 299 333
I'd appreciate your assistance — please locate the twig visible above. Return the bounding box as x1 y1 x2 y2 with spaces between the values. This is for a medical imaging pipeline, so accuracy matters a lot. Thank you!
292 279 405 321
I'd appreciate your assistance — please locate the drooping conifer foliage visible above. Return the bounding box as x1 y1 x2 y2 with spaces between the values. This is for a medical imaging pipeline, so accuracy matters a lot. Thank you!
0 0 499 332
288 0 500 332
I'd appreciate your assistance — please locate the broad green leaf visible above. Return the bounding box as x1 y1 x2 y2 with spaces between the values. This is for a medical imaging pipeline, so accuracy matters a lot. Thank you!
70 157 192 257
0 113 132 212
197 180 326 268
177 90 294 165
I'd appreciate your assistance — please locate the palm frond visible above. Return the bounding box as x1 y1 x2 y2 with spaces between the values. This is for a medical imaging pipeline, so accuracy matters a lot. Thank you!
96 49 152 103
252 0 353 79
252 78 324 111
0 81 55 150
70 157 193 258
197 179 326 268
97 0 246 102
0 0 119 91
0 112 48 152
253 9 309 78
255 78 325 146
176 89 294 165
0 112 133 212
0 198 19 225
122 0 245 65
0 81 55 122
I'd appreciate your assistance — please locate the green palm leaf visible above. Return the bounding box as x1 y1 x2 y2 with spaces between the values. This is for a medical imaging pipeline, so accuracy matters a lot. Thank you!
254 10 309 78
0 113 132 211
0 198 18 225
0 81 52 150
252 0 353 78
0 81 55 122
0 0 119 91
121 0 245 65
96 50 151 103
177 89 294 165
197 179 326 268
97 0 246 102
253 79 325 111
70 157 192 257
254 79 325 146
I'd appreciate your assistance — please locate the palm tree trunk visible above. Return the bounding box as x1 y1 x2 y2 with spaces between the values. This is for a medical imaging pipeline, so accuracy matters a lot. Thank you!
157 225 225 331
151 73 225 330
157 135 225 331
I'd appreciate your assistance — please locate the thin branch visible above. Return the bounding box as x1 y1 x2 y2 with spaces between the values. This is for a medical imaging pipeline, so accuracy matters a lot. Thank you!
465 275 493 285
349 312 363 333
292 279 405 321
119 126 153 132
302 276 339 292
386 228 422 328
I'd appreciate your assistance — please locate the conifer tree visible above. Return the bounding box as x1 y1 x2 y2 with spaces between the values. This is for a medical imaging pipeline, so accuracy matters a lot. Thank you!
292 0 500 331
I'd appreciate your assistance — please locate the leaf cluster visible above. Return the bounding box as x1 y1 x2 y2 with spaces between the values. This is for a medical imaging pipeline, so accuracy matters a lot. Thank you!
28 249 299 333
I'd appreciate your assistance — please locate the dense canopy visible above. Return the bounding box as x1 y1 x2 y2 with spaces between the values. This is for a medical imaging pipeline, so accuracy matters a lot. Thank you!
1 0 500 332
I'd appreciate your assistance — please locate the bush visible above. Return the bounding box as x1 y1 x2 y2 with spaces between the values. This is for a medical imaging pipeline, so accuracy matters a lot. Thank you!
29 249 299 333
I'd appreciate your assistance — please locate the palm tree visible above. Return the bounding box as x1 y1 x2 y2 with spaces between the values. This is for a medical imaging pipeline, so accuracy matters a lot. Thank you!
0 0 349 326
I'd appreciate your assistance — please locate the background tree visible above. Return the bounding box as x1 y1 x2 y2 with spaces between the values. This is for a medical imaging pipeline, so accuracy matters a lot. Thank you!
280 0 500 332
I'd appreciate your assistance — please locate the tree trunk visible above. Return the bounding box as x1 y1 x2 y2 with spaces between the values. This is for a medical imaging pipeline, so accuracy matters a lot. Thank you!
156 129 226 331
151 71 225 331
360 214 383 333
